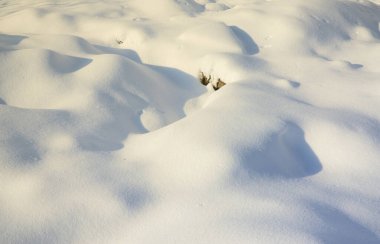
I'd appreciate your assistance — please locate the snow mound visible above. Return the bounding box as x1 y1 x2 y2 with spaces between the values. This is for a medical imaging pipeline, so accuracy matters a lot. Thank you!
179 22 245 54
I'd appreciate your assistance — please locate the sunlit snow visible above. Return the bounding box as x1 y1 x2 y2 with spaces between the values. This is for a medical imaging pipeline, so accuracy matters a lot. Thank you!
1 0 380 243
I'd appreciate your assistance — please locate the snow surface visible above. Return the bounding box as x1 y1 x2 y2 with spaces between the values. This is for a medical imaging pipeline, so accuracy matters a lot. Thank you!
1 0 380 243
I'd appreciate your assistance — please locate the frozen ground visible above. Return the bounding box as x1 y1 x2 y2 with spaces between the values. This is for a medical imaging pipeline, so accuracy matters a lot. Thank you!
1 0 380 243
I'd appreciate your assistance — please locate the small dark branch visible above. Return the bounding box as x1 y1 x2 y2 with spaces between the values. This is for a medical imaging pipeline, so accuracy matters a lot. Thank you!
199 71 227 91
213 78 226 91
199 71 210 86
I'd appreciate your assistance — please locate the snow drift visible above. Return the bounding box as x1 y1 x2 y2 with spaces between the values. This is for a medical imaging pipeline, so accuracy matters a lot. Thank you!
1 0 380 243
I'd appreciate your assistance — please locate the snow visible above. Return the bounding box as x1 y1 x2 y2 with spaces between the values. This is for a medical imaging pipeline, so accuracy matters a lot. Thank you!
1 0 380 243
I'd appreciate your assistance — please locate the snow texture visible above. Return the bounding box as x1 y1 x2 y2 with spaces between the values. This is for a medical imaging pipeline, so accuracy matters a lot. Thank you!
1 0 380 243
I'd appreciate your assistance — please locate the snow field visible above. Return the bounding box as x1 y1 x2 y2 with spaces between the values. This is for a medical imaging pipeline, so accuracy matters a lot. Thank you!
1 0 380 243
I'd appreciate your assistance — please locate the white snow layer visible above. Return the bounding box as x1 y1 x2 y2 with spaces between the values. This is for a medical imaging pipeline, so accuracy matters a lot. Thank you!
1 0 380 243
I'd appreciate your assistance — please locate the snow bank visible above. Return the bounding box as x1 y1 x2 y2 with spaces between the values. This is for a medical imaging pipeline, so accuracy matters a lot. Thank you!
1 0 380 243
